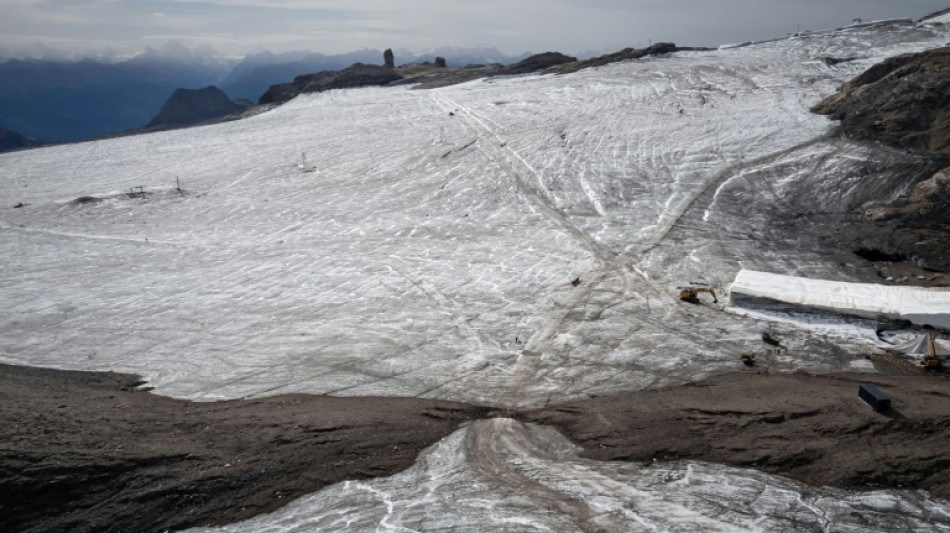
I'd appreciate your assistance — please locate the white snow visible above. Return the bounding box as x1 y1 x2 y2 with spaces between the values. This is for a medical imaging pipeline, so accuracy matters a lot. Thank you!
730 269 950 329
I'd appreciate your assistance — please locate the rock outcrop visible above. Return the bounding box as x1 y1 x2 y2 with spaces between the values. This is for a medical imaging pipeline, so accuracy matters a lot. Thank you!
554 42 685 74
503 52 577 75
259 63 403 104
863 166 950 222
257 43 695 101
812 46 950 157
146 86 249 128
0 128 48 153
384 48 395 69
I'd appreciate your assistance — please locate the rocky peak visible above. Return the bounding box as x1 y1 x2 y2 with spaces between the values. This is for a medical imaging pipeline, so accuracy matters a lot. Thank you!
259 63 403 104
504 52 577 75
146 85 249 128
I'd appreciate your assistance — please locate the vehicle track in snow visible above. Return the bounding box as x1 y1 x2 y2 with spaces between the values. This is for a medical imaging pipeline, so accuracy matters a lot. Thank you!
430 83 860 528
431 91 636 404
432 92 613 267
430 88 795 529
432 89 832 389
617 132 834 265
467 418 631 533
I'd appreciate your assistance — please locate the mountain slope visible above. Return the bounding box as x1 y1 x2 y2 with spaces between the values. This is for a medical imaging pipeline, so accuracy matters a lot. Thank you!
146 86 249 128
2 17 950 533
813 45 950 156
0 44 232 142
0 128 48 153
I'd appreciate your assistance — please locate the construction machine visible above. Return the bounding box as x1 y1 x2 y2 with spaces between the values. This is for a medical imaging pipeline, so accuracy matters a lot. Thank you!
923 331 942 370
678 285 718 304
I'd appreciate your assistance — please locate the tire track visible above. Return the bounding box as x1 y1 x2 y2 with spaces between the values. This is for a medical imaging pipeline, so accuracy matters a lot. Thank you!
618 132 833 265
467 418 626 532
432 91 612 266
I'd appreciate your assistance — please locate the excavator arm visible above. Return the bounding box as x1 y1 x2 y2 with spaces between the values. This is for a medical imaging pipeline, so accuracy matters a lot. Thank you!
678 287 718 304
924 332 942 369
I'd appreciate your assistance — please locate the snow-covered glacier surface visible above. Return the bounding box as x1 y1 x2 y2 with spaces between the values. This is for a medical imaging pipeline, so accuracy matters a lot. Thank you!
4 18 950 531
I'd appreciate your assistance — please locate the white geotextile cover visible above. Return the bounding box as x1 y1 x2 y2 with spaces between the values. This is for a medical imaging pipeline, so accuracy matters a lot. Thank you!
730 270 950 330
896 334 950 357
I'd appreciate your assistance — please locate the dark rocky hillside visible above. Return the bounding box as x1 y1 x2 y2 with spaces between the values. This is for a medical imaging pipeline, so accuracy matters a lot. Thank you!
259 63 403 104
0 128 48 153
257 45 690 103
808 47 950 275
553 42 689 74
502 52 577 74
146 86 249 128
813 46 950 157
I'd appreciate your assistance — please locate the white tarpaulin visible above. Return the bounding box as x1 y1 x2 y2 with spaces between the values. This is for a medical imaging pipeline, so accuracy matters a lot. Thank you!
896 333 950 357
729 270 950 330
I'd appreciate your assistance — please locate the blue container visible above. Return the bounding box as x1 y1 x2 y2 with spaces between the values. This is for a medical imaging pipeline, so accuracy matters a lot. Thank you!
859 384 891 412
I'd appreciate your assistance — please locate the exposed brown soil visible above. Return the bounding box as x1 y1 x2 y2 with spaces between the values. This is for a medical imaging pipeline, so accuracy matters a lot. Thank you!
523 371 950 498
0 363 489 533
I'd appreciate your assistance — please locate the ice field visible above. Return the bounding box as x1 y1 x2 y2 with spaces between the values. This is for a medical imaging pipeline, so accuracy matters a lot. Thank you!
4 17 950 532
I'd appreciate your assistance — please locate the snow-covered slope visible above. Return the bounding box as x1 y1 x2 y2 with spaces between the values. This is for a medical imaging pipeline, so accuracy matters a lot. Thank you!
3 20 943 405
3 18 950 531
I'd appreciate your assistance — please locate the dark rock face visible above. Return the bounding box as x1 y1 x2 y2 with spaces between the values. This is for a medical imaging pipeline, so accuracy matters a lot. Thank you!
146 86 249 128
435 56 447 68
0 128 47 153
504 52 578 75
259 63 404 104
554 42 684 74
812 47 950 157
384 48 395 68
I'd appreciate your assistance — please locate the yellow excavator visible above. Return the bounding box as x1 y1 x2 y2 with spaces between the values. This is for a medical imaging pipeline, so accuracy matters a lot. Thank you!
923 331 942 370
678 285 718 304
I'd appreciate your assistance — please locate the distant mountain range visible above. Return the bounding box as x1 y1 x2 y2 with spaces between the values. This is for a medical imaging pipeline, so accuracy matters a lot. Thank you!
0 42 234 142
0 44 529 144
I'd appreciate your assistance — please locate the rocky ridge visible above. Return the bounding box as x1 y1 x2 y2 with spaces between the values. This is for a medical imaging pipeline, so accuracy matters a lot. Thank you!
0 128 48 153
812 46 950 158
146 86 250 129
258 44 690 103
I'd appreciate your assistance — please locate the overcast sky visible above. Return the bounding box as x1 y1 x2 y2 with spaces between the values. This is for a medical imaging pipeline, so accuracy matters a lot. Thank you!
2 0 949 59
